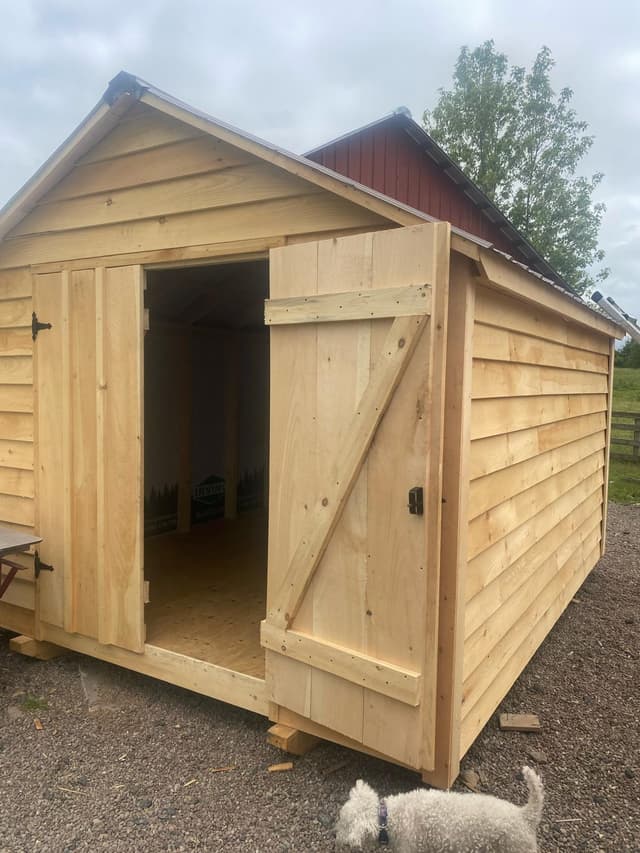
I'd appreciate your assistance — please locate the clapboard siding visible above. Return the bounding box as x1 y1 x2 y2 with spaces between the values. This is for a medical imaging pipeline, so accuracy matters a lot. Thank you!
460 284 612 755
0 268 35 610
0 105 386 270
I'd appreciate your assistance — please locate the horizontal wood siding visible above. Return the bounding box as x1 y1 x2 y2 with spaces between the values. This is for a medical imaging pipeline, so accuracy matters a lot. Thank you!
460 284 611 755
0 105 387 271
0 268 35 613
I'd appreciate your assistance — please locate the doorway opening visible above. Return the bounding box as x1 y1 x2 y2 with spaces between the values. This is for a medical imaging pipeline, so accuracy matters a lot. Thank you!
143 259 269 678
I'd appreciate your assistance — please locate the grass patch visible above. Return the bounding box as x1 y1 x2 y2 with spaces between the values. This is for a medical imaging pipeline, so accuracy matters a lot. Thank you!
20 694 49 712
609 367 640 504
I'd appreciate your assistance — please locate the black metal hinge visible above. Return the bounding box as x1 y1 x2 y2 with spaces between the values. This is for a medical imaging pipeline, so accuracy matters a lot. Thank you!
32 312 52 341
34 550 54 578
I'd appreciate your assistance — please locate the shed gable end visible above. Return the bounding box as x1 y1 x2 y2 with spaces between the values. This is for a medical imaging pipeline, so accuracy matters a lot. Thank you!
0 104 388 270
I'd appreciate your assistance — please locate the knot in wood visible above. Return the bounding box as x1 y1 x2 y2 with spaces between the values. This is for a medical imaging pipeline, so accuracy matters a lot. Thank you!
321 497 329 507
398 337 406 349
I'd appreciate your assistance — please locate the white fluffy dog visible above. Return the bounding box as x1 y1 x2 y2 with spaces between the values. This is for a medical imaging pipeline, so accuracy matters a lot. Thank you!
335 766 544 852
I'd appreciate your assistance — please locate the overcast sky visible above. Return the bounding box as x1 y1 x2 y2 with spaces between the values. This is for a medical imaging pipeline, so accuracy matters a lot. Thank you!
1 0 638 323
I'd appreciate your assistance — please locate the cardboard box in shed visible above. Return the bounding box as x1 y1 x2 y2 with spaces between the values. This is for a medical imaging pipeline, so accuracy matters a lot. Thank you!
0 73 623 787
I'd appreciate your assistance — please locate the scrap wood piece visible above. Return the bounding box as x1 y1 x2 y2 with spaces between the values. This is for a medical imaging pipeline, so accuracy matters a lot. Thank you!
210 765 236 774
499 713 541 733
267 723 320 756
268 762 294 773
34 718 43 731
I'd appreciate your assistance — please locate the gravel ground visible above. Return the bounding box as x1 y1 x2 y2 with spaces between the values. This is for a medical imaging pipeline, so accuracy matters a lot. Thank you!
0 503 638 852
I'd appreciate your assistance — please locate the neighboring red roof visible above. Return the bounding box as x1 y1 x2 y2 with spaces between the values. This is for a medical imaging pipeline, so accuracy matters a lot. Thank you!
306 110 565 289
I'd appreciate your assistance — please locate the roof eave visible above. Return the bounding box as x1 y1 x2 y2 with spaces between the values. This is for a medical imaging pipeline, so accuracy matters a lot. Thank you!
0 83 141 245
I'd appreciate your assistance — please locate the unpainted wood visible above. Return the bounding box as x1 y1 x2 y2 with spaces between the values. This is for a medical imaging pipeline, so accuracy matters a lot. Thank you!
471 393 608 441
474 285 611 356
478 251 622 339
472 360 609 399
0 385 33 413
0 440 33 470
266 723 320 756
460 541 601 755
43 136 255 202
0 268 32 300
40 620 268 716
97 265 144 651
33 271 66 627
464 522 602 680
469 431 606 519
9 634 65 660
265 224 446 771
0 412 33 440
473 322 610 373
145 513 267 678
32 238 278 275
76 108 203 165
462 533 601 724
68 268 99 638
0 331 33 357
14 164 321 237
465 469 604 603
1 577 35 610
0 494 34 527
0 194 387 270
0 358 33 386
299 231 374 739
0 468 34 498
142 91 425 232
469 411 607 480
0 600 35 635
264 283 432 325
499 713 541 732
268 313 428 629
465 499 603 638
430 255 475 787
261 622 422 705
0 299 31 329
601 341 615 554
468 450 605 561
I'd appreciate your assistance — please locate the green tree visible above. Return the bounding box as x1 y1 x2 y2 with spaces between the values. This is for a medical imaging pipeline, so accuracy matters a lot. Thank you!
424 42 607 293
615 338 640 369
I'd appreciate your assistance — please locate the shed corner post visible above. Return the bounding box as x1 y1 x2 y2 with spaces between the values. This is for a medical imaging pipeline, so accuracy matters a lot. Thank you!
600 338 616 555
423 250 477 789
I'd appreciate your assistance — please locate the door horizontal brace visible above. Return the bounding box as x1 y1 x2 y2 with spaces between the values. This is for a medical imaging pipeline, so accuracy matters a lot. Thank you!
261 620 422 706
264 283 432 325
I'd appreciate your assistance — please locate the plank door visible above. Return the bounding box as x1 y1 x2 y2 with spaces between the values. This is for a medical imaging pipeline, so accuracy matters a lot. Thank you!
262 223 450 771
33 265 145 652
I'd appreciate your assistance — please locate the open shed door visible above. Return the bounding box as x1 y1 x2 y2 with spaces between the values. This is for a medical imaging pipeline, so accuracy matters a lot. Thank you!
33 265 144 652
261 223 450 771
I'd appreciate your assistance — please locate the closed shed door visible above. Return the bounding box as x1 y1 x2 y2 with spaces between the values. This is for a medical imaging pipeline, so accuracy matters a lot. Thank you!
261 223 450 770
33 265 144 652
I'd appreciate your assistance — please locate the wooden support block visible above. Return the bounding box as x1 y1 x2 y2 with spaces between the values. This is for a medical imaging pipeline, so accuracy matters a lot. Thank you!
267 723 320 756
499 713 541 733
9 635 66 661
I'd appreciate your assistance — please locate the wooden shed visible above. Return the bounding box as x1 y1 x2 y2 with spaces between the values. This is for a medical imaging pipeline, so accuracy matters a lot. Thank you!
0 72 623 787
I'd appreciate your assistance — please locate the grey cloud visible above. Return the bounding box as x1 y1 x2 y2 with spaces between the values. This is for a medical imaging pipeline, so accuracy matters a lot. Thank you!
0 0 637 319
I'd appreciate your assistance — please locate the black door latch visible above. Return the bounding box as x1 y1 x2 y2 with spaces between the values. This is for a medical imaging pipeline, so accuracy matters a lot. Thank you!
408 487 424 516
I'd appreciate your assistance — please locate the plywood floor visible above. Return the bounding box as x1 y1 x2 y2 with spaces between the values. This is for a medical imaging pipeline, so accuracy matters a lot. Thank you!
144 511 267 678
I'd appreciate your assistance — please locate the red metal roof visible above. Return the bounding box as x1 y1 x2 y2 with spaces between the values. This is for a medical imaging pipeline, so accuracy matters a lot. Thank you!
306 112 565 288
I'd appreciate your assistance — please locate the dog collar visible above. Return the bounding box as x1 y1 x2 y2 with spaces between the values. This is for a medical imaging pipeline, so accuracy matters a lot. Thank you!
378 799 389 845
